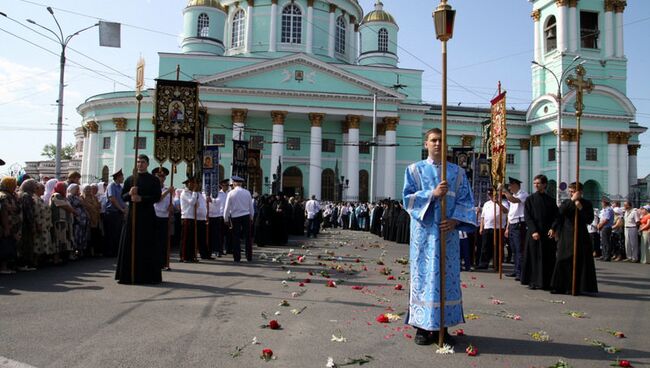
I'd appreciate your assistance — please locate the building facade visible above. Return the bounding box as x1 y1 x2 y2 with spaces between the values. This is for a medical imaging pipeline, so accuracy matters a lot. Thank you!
76 0 643 204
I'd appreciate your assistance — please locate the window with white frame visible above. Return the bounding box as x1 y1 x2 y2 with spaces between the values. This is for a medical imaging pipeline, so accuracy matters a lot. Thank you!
378 28 389 52
544 16 557 53
231 10 245 48
281 4 302 44
506 153 515 165
197 13 210 37
335 16 346 54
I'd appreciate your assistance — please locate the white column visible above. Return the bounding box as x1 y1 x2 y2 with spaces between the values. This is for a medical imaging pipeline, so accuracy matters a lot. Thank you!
531 136 541 183
376 128 385 199
618 142 629 198
308 113 324 199
384 118 398 199
519 140 529 193
532 10 541 62
269 0 277 52
628 145 639 191
556 2 567 52
85 121 99 182
607 134 619 197
270 111 286 189
347 115 360 201
112 118 127 177
615 10 625 57
327 6 336 58
568 4 578 52
231 109 247 142
560 138 570 186
80 129 90 183
245 0 254 54
348 18 356 64
342 125 348 195
306 2 314 54
604 9 614 57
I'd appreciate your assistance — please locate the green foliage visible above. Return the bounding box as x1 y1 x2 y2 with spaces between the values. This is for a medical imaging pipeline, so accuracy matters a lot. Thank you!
41 143 75 160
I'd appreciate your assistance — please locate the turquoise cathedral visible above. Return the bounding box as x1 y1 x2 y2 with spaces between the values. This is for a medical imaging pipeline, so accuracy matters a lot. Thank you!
77 0 643 204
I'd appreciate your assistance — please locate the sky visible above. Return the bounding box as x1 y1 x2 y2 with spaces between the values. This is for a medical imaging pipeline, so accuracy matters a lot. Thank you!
1 0 649 177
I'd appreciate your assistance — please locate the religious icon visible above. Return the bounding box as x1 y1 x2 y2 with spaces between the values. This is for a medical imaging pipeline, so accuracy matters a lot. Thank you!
203 155 213 169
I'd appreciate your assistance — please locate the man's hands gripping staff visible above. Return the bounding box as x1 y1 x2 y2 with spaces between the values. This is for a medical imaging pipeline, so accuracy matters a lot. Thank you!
433 180 458 233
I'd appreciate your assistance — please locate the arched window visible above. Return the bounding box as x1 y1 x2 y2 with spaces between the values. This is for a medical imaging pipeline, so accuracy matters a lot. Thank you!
544 16 557 52
232 10 245 48
378 28 389 52
281 4 302 44
335 16 346 54
197 13 210 37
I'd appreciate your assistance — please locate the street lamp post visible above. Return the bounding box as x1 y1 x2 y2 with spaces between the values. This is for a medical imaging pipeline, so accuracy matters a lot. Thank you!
433 0 455 349
27 7 97 179
531 56 583 205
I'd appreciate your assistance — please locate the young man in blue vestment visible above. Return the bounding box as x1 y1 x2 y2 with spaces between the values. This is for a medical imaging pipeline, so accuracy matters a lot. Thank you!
403 128 478 347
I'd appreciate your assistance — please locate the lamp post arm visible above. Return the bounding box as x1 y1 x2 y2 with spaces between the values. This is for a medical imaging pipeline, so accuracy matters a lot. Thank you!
48 9 64 43
64 23 99 46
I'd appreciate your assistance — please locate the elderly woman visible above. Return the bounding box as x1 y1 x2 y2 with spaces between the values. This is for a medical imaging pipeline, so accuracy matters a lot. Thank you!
68 183 89 258
33 182 55 261
1 177 21 274
17 179 39 271
81 184 102 256
51 181 75 263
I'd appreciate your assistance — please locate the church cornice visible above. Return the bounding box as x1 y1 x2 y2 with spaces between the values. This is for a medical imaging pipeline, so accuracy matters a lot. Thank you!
200 85 401 104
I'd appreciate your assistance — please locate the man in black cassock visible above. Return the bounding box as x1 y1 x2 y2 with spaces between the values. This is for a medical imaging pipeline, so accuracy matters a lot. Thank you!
550 182 598 295
521 174 558 290
115 154 162 285
271 192 290 245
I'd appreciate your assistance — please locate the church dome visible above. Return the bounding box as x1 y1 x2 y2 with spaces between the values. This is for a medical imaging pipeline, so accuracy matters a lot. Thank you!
187 0 225 11
361 1 396 26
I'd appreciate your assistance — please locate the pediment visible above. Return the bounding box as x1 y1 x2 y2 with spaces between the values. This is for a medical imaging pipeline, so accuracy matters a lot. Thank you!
197 53 405 99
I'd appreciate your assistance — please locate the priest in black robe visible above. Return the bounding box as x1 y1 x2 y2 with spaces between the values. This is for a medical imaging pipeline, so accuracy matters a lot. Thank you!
254 195 273 247
550 182 598 295
115 154 162 285
521 174 558 290
272 193 290 245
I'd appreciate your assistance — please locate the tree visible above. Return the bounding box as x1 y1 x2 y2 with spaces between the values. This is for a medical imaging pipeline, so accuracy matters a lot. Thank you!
41 143 75 160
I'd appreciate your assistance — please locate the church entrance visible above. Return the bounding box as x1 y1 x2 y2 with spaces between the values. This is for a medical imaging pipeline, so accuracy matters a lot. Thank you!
321 168 335 201
283 166 303 198
583 180 601 205
359 170 369 202
247 149 262 195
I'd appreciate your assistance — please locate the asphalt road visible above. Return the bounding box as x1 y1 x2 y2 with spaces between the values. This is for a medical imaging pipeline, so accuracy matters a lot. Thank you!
1 228 649 368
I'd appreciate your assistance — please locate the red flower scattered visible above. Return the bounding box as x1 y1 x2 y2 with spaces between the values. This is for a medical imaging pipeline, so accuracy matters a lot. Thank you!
351 285 364 290
615 331 626 338
466 344 478 356
617 360 632 367
308 271 313 276
326 280 337 288
480 284 485 288
268 320 280 330
363 266 368 271
297 256 305 263
404 333 413 339
387 276 396 280
355 258 361 263
471 276 477 280
261 348 274 361
454 329 465 336
394 284 403 290
461 283 468 288
303 278 311 283
376 314 389 323
298 282 305 287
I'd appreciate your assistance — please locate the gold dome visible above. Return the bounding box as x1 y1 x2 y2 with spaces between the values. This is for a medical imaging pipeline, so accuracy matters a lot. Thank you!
187 0 225 11
361 1 396 25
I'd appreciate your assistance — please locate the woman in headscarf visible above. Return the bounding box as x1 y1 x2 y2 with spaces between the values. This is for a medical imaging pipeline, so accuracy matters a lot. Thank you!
81 184 102 256
17 179 38 270
33 181 55 261
50 181 74 263
67 183 89 258
43 178 58 204
1 177 21 274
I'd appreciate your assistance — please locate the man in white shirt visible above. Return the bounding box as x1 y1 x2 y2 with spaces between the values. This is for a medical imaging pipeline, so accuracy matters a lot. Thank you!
223 176 255 262
208 179 229 257
305 195 321 238
623 201 640 262
477 188 509 269
180 176 208 262
501 177 529 280
152 167 174 270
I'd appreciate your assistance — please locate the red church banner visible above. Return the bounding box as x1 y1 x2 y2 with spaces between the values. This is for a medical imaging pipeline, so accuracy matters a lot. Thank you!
490 91 507 187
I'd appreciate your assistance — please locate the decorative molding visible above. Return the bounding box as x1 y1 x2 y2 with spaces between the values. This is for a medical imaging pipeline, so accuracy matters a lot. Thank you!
271 110 287 125
604 0 616 12
568 0 579 7
520 139 530 150
86 121 99 133
308 113 325 127
347 115 362 129
113 117 127 131
531 135 541 147
201 86 401 104
329 3 337 13
607 131 630 144
246 0 254 6
383 117 399 131
377 123 386 136
306 0 313 6
628 144 640 156
555 0 569 6
614 0 627 13
531 9 541 22
619 132 631 145
460 135 475 147
231 108 248 124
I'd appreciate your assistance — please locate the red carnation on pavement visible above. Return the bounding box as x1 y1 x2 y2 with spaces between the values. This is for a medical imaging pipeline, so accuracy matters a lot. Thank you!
394 284 403 290
355 258 361 263
261 348 274 361
454 329 465 336
308 271 313 276
303 278 311 283
298 282 305 287
613 360 632 367
268 320 280 330
614 331 626 338
387 275 396 280
326 280 337 288
351 285 364 290
466 344 478 356
376 314 389 323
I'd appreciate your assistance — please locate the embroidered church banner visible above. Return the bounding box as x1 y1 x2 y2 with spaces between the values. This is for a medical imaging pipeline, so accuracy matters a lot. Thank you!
490 91 507 187
203 145 219 198
153 79 200 165
232 140 249 184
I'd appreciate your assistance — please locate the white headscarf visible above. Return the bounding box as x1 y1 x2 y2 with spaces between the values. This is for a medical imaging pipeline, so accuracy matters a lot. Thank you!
43 178 58 203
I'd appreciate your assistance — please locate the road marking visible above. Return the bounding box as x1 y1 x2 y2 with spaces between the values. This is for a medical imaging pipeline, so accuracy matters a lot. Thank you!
0 357 37 368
